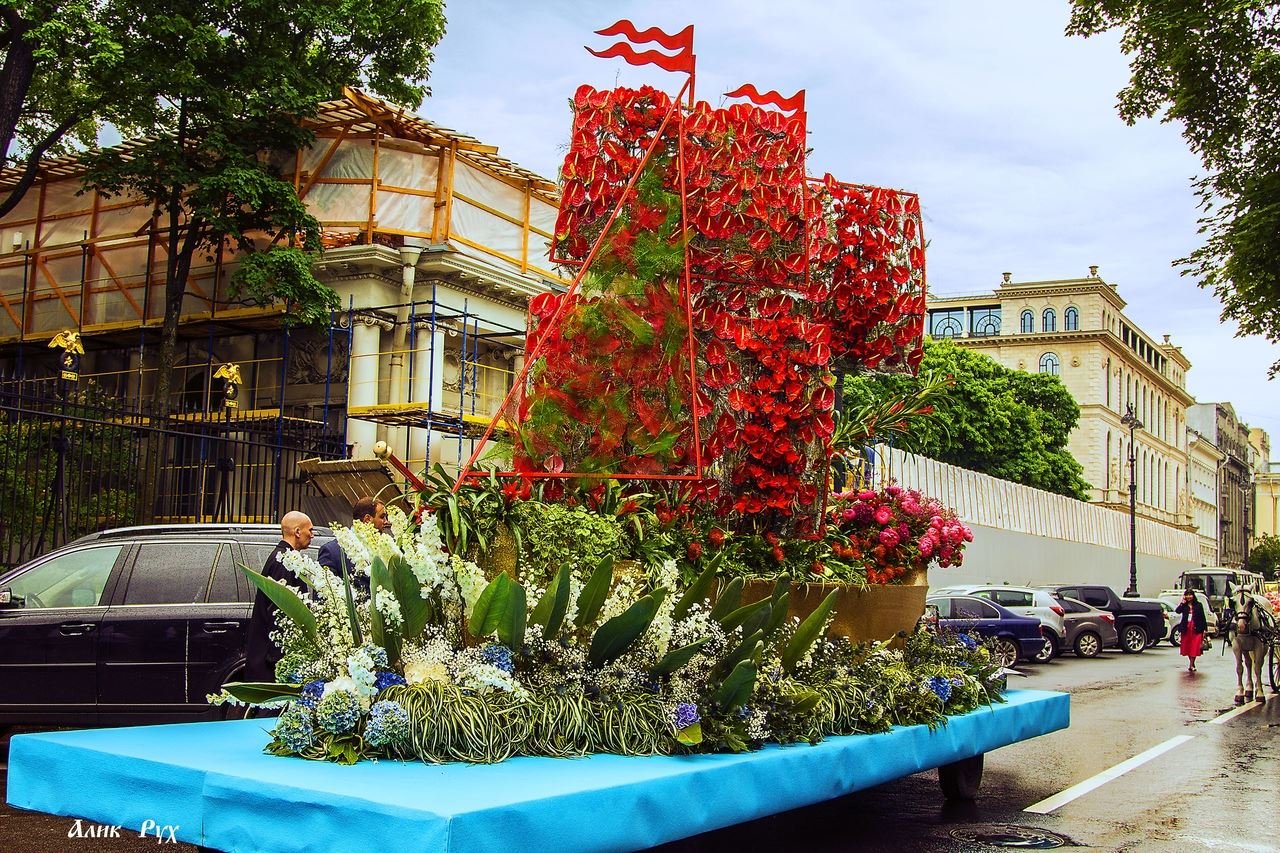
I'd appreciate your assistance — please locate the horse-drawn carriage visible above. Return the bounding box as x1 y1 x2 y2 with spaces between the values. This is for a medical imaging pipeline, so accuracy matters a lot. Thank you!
1221 587 1279 704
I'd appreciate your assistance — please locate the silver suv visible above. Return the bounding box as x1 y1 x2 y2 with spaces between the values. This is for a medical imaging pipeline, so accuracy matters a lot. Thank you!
931 584 1067 662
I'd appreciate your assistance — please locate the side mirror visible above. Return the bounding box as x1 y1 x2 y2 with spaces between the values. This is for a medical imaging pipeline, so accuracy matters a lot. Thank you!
0 588 12 607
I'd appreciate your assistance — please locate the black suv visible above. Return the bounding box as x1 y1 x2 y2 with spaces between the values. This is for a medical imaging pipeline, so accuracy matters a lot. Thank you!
0 524 332 728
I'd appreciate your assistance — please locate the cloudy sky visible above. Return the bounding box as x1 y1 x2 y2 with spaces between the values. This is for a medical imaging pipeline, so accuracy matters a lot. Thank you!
421 0 1278 460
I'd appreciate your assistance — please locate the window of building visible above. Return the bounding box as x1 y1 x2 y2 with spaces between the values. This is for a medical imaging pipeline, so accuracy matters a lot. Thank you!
1042 308 1057 332
970 306 1001 336
1020 309 1034 334
1064 306 1079 331
928 309 964 338
1038 352 1060 375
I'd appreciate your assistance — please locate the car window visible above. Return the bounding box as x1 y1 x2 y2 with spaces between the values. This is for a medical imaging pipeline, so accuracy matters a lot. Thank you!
207 546 240 603
954 599 998 620
5 545 124 608
991 590 1031 607
1060 598 1088 614
121 542 222 605
1080 589 1109 608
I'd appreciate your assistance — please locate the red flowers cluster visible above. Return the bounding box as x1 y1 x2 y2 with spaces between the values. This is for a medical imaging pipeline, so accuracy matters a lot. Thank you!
827 485 972 584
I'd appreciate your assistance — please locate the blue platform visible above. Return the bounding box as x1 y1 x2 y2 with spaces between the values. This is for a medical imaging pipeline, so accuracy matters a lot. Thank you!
8 689 1067 852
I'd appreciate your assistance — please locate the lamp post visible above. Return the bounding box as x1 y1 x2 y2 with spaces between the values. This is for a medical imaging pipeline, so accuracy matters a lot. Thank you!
1121 404 1143 597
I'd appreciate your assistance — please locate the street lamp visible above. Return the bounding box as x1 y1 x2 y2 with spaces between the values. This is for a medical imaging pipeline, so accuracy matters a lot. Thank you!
1121 404 1143 597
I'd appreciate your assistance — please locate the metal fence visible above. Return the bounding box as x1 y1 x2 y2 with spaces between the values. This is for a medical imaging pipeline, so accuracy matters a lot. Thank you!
0 377 347 568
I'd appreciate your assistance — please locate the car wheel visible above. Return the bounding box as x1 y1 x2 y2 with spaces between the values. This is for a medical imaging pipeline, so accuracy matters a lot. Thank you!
938 753 985 801
1120 624 1148 653
1033 633 1057 664
1073 631 1102 658
994 637 1020 668
1168 626 1182 648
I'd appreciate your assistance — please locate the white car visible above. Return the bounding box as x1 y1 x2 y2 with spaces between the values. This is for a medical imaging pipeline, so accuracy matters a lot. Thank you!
1157 590 1219 644
931 584 1067 662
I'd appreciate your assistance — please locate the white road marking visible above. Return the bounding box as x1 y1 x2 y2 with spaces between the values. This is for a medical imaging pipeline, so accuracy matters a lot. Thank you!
1208 703 1260 725
1023 735 1194 814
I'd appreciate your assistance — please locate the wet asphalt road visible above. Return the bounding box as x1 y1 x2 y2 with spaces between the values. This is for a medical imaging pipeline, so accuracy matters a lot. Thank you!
2 640 1276 852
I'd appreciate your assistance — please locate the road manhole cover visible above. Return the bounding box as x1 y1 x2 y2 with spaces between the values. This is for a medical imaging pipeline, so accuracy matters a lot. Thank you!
949 824 1067 848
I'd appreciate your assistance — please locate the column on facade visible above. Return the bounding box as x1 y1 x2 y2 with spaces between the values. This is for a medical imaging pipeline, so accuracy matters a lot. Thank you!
346 314 384 459
408 320 447 465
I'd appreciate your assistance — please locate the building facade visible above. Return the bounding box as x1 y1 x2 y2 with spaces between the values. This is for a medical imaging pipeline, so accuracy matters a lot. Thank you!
1187 403 1252 567
1187 429 1224 566
925 268 1195 531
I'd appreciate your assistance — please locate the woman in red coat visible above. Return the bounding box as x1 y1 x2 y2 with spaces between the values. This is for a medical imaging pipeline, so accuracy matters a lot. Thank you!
1175 589 1208 672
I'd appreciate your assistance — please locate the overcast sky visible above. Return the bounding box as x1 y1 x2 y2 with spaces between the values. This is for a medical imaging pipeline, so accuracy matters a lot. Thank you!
421 0 1278 460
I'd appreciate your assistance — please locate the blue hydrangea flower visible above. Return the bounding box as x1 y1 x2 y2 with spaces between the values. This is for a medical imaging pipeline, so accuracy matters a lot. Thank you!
315 690 361 735
927 675 952 703
374 671 407 692
481 643 515 674
956 633 978 651
366 646 390 669
299 680 325 709
364 700 411 749
274 703 315 753
673 702 700 729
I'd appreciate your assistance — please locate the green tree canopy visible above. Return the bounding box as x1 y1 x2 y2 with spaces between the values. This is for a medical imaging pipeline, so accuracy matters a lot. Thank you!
1067 1 1280 374
843 340 1092 500
1245 533 1280 580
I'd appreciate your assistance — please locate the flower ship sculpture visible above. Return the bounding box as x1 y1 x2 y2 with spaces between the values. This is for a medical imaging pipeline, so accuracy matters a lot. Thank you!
215 21 992 765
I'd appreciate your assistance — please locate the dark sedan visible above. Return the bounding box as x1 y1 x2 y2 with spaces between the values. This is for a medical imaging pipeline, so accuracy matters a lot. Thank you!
926 594 1045 667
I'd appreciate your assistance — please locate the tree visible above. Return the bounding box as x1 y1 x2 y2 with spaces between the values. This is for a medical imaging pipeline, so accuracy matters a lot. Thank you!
1245 533 1280 580
1067 2 1280 374
76 0 447 408
843 340 1092 499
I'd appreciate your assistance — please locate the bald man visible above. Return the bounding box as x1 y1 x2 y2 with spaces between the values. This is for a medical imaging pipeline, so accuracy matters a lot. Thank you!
244 511 315 683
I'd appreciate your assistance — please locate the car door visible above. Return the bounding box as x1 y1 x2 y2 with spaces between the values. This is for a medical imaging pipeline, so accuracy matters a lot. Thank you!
0 543 127 722
98 540 226 717
187 543 254 705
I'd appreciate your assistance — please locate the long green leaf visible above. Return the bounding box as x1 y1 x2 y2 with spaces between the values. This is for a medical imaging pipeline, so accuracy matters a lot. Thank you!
714 659 757 711
222 682 303 704
497 580 527 649
340 556 362 647
651 637 710 676
709 576 743 622
763 590 791 642
529 563 571 639
717 629 764 678
369 555 401 664
782 588 841 673
240 565 318 647
673 561 717 621
389 554 431 640
588 589 666 667
468 573 512 638
574 555 615 629
719 598 771 634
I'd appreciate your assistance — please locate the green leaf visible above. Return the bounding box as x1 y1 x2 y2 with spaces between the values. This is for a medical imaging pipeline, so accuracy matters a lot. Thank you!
719 598 771 634
673 560 717 621
676 722 703 746
468 573 513 638
715 659 757 711
718 630 764 678
763 590 791 642
369 555 401 664
389 554 431 640
588 589 666 667
221 682 303 704
786 690 824 715
709 576 743 622
529 563 571 639
782 588 841 673
497 580 527 649
340 557 362 647
651 637 710 677
240 565 317 646
574 555 615 629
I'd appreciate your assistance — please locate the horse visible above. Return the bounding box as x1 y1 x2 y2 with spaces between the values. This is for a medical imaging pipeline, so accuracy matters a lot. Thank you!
1225 588 1275 705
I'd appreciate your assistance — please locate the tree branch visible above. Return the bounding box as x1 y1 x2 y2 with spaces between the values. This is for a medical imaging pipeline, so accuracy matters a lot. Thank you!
0 101 100 218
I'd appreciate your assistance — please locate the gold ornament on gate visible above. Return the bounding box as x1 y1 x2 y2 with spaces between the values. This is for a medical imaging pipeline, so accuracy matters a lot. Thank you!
214 362 243 409
48 329 84 381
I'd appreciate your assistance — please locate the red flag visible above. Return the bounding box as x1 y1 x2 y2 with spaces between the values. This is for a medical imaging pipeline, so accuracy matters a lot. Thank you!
724 84 805 115
587 20 694 73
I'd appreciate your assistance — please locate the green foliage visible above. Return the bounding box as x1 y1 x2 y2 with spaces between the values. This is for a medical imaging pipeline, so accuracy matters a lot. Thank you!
232 246 339 328
469 572 517 639
1067 1 1280 375
240 565 319 646
528 563 571 638
587 589 666 667
221 682 303 704
1245 534 1280 580
844 340 1091 499
573 556 616 629
512 501 625 582
782 588 840 674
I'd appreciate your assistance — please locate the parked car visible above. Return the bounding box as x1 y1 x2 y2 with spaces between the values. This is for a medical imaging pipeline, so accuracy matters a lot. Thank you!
1158 590 1219 647
931 584 1066 663
1037 584 1166 653
1056 596 1119 657
0 523 333 729
925 594 1045 668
